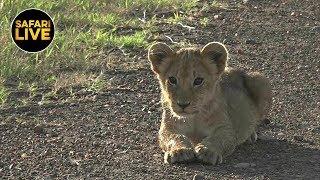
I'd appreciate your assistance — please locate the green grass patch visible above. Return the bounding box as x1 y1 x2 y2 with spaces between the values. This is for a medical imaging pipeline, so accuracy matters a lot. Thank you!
0 85 9 105
96 30 147 48
117 0 198 10
166 11 185 24
211 0 228 8
0 0 200 106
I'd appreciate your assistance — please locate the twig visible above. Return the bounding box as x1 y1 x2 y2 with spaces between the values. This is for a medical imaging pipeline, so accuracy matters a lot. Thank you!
118 45 128 56
138 10 147 23
164 35 178 44
178 22 196 32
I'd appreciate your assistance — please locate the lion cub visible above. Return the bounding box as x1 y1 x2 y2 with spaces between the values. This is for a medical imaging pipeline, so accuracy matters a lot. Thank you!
148 42 272 165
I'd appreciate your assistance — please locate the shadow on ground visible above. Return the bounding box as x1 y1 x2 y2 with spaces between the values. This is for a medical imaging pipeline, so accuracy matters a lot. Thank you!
177 139 320 179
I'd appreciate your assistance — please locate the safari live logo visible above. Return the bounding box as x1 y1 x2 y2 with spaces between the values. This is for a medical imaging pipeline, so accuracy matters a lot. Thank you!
11 8 54 53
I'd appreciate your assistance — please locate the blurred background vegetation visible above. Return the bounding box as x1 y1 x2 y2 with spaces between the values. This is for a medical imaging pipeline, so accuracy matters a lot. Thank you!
0 0 206 106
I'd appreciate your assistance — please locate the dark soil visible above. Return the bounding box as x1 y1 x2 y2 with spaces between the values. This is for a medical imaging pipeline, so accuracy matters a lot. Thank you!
1 0 319 179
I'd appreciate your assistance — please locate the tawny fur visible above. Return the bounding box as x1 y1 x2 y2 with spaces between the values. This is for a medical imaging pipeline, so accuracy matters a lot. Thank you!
148 42 272 165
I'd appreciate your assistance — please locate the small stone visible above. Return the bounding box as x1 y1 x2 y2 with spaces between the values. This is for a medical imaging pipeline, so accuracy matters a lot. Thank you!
44 149 52 156
312 126 320 134
311 26 320 32
223 38 236 45
245 38 258 45
193 174 205 180
214 15 220 20
69 158 81 166
277 132 285 138
92 141 100 147
70 103 78 107
34 125 45 134
237 48 245 55
293 135 303 142
21 153 28 158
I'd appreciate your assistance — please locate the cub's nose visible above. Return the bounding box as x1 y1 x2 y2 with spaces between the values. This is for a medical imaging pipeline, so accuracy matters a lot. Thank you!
177 101 190 109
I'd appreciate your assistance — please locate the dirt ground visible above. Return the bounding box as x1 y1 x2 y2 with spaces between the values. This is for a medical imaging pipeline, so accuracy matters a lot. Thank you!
1 0 319 179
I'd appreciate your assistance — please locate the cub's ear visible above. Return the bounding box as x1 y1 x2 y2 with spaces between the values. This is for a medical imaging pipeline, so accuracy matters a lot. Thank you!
201 42 228 73
148 42 174 74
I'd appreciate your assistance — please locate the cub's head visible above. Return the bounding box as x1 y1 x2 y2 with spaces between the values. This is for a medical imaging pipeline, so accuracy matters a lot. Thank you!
148 42 228 118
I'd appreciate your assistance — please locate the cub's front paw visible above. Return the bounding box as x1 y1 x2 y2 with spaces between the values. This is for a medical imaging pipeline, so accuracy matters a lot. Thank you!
164 148 195 164
195 145 222 165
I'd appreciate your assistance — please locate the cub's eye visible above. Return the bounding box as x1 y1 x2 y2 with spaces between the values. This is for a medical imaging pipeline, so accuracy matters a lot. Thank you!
194 77 204 86
168 76 177 85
